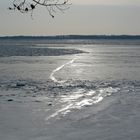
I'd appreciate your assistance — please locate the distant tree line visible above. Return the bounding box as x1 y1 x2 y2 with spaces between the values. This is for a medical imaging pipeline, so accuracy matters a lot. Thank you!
1 35 140 40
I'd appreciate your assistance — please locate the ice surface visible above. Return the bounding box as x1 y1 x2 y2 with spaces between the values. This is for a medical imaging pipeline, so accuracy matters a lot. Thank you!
0 39 140 140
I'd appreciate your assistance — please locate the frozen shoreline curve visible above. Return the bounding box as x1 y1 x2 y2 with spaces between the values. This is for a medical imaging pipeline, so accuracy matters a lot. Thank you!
49 58 76 83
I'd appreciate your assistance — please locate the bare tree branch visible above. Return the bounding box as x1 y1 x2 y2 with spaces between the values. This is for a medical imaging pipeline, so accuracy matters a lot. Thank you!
9 0 71 17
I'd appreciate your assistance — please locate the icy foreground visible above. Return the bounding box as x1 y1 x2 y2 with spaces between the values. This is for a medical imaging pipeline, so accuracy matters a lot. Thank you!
0 40 140 140
0 80 140 140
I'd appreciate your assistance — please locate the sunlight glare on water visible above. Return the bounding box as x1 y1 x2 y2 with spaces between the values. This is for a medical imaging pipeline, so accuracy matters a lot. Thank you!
45 86 120 120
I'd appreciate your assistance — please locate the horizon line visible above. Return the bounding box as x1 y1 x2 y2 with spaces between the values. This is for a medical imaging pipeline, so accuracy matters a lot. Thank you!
1 35 140 39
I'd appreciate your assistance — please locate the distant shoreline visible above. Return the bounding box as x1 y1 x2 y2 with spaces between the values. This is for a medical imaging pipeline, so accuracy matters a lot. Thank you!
1 35 140 40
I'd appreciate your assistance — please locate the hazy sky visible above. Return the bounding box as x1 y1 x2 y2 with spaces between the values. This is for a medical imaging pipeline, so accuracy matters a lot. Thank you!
73 0 140 5
0 0 140 36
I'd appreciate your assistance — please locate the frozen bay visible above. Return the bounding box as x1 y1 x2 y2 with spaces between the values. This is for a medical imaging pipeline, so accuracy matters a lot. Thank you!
0 38 140 140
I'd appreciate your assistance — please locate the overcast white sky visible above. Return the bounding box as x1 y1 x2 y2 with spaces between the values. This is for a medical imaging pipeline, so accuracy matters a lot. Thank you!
73 0 140 5
0 0 140 36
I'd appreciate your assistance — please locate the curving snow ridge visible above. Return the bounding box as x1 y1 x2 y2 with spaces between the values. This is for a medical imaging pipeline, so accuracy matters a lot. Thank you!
49 58 76 83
